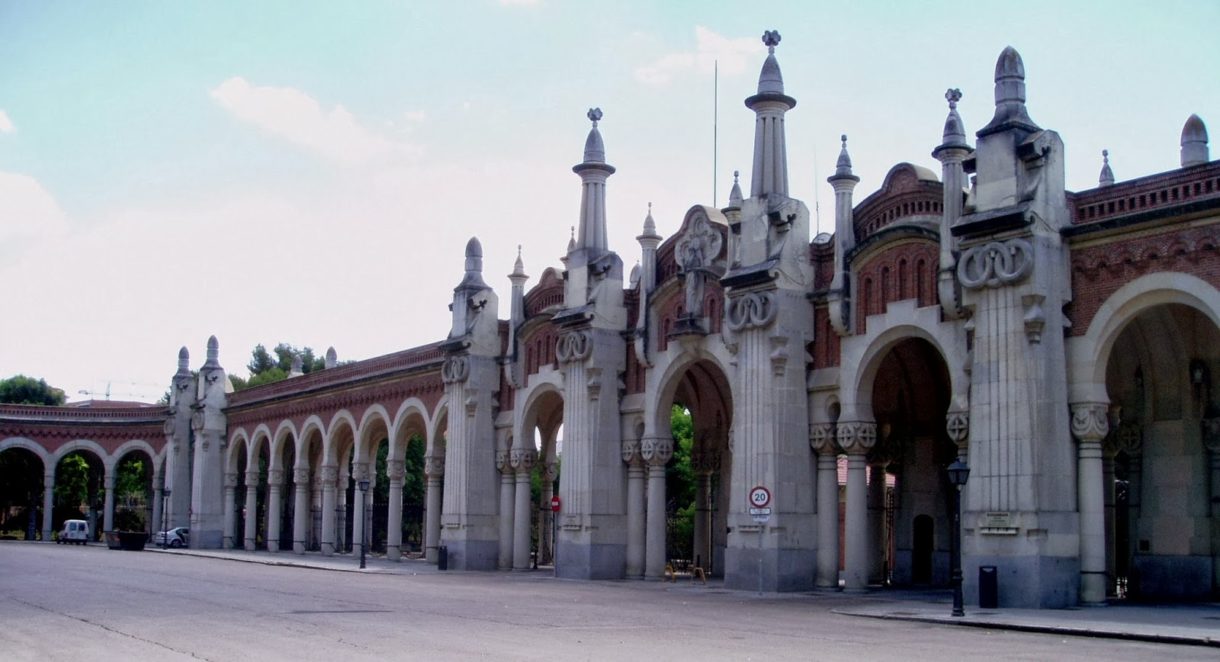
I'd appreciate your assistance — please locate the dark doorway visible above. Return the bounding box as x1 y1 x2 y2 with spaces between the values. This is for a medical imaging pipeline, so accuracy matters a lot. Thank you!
912 514 933 584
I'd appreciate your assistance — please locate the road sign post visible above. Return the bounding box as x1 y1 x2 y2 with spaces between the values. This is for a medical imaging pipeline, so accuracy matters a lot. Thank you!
747 486 771 595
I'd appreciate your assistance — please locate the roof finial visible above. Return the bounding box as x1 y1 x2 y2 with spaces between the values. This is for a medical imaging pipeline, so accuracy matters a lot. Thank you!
762 29 780 54
830 134 859 183
1099 149 1115 187
728 169 743 207
567 226 576 253
587 107 602 128
511 244 525 277
1181 114 1209 167
946 87 961 110
458 237 487 289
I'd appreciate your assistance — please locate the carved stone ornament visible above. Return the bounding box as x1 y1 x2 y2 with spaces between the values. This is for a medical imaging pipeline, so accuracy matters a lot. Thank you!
587 367 602 400
621 438 642 466
190 409 205 432
162 417 176 437
676 215 724 320
387 460 405 481
509 448 537 472
424 455 445 477
224 472 239 489
268 469 284 485
725 290 778 331
946 411 970 445
1114 421 1142 455
442 356 470 384
956 238 1034 290
1070 402 1110 444
810 423 838 454
244 471 260 486
1022 294 1046 344
640 437 674 466
319 466 339 483
293 468 311 483
555 330 592 364
495 450 509 473
836 421 877 455
769 335 789 376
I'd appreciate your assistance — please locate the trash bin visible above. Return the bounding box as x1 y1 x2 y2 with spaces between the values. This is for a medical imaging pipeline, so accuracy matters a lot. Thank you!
979 565 998 609
437 545 448 571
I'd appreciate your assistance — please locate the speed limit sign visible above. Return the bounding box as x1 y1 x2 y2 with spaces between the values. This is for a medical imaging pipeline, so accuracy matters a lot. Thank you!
748 485 771 509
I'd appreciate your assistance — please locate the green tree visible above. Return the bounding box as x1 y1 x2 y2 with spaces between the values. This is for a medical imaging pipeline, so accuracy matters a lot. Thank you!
666 405 696 562
232 342 330 392
0 375 66 405
54 454 90 515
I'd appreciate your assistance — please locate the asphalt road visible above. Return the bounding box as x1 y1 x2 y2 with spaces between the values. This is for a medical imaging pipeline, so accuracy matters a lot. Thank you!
0 543 1210 661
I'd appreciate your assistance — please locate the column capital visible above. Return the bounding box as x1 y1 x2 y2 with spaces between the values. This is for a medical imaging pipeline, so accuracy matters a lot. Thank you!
810 423 839 455
293 468 310 484
424 454 445 477
244 470 260 486
268 469 284 485
510 448 537 473
386 459 405 481
836 421 877 455
641 437 674 466
621 439 642 467
1070 402 1110 444
945 410 969 447
224 472 239 488
319 465 339 484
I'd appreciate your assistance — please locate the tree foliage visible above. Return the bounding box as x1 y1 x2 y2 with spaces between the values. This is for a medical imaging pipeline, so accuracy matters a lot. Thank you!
667 405 696 561
0 375 66 405
231 342 329 391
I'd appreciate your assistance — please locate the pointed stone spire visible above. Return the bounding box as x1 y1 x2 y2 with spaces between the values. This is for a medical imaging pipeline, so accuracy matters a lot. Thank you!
745 30 796 198
325 346 337 369
978 46 1039 137
1098 149 1115 186
636 203 662 294
641 202 658 239
567 226 577 253
938 88 969 150
176 346 191 377
289 355 304 377
202 335 220 369
457 237 487 290
1181 114 1209 167
728 170 743 208
510 244 527 281
573 108 616 254
829 134 859 182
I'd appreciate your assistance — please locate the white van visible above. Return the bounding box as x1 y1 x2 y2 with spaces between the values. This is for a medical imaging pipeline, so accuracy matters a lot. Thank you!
58 519 89 545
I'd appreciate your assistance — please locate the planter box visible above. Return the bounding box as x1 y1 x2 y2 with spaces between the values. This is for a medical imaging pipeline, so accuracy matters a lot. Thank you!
104 531 148 551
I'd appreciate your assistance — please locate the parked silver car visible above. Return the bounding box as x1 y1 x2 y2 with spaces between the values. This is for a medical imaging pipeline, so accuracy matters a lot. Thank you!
153 526 189 548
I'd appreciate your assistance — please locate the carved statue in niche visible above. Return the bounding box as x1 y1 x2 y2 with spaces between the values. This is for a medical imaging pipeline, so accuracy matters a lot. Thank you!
676 215 723 321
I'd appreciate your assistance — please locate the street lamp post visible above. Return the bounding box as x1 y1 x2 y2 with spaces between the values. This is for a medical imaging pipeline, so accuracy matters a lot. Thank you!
357 479 370 569
946 458 970 617
162 488 172 550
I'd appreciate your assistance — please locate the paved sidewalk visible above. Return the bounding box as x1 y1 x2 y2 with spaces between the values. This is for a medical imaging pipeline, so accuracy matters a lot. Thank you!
835 597 1220 648
152 547 1220 648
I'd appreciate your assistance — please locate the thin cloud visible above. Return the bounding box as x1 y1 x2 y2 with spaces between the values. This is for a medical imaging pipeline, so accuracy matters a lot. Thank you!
0 110 14 133
0 171 68 243
498 0 540 6
210 77 414 166
635 26 761 87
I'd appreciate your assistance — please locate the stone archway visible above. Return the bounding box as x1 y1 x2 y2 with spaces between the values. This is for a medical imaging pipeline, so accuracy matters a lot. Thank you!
863 336 955 588
0 439 48 539
646 356 733 580
510 384 563 571
1102 302 1220 600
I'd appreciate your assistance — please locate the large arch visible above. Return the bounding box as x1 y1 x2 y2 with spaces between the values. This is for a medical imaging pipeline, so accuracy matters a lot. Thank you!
0 437 49 539
510 377 565 571
643 343 735 580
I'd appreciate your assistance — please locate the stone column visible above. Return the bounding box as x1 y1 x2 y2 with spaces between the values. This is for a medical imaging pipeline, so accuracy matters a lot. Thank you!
222 472 237 549
151 484 163 540
496 451 514 570
351 463 368 559
1071 402 1110 605
691 448 719 572
1202 416 1220 593
839 421 876 591
243 470 259 551
1101 434 1117 596
868 463 887 584
319 465 337 556
103 472 116 534
539 462 556 565
42 473 54 542
293 468 310 554
812 423 840 590
511 448 536 570
335 473 348 552
386 460 405 561
643 436 673 580
266 469 283 552
424 454 443 563
623 439 645 578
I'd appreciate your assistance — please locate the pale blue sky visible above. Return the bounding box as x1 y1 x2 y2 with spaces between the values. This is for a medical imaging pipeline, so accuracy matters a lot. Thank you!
1 1 1216 401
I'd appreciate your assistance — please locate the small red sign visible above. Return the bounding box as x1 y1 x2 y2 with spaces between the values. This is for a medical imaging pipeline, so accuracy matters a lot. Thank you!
551 495 561 512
